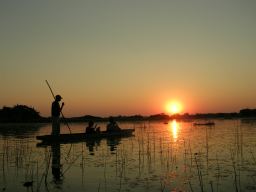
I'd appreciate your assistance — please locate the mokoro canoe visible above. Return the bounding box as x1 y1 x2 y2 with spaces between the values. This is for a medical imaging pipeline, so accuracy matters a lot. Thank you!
36 129 135 143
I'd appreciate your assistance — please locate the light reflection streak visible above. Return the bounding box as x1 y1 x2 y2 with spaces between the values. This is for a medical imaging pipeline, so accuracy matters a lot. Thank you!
169 120 180 142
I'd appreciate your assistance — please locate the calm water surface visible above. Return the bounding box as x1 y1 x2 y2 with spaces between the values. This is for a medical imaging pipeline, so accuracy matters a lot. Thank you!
0 119 256 192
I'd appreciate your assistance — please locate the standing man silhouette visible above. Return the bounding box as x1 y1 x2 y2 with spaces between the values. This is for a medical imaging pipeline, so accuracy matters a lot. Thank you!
51 95 64 135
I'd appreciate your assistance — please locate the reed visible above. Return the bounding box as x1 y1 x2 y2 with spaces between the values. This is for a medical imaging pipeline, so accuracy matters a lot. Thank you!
230 148 239 192
249 148 256 165
194 153 204 192
209 180 214 192
215 154 220 192
104 154 107 192
1 140 7 191
160 178 166 192
97 181 101 192
187 181 194 192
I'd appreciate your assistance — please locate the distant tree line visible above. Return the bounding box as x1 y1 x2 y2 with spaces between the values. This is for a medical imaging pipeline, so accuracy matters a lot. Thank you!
1 105 256 123
239 108 256 117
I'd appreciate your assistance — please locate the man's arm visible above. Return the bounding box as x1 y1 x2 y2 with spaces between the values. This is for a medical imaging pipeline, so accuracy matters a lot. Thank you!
60 102 64 112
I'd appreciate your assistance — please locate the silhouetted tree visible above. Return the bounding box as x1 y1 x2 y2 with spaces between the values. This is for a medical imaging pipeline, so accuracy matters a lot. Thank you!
149 113 170 120
0 105 42 122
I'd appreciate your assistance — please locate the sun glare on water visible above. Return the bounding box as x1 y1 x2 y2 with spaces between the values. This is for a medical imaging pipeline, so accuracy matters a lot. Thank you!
169 119 179 142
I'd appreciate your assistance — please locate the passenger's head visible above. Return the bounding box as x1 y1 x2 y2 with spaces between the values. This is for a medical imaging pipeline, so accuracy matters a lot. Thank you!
109 116 115 123
88 120 94 127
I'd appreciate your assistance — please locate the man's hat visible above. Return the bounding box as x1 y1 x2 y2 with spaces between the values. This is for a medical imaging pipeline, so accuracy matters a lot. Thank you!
55 95 62 100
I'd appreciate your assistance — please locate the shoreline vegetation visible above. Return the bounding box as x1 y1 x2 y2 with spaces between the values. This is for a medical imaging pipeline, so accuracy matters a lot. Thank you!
1 104 256 123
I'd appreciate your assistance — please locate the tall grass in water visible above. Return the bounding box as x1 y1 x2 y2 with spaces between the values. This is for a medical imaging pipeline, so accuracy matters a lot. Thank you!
1 120 256 192
0 139 47 192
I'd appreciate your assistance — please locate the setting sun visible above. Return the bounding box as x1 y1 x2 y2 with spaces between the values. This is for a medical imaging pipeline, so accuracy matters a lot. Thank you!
165 101 183 115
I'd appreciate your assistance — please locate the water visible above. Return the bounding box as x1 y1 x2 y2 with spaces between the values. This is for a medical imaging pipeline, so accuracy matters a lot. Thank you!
0 119 256 192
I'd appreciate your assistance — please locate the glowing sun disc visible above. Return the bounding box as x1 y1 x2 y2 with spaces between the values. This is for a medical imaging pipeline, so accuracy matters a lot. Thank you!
166 101 182 114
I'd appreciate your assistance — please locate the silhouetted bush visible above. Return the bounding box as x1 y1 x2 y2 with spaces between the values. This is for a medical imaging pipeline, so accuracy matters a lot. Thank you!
0 105 42 122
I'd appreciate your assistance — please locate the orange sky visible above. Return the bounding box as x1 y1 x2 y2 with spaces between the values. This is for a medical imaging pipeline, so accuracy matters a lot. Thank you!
1 1 256 117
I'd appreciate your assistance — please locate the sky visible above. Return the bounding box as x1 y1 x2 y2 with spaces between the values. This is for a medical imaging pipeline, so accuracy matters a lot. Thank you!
1 0 256 117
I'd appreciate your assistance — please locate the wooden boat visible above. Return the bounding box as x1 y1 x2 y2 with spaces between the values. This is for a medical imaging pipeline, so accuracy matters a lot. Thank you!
36 129 135 143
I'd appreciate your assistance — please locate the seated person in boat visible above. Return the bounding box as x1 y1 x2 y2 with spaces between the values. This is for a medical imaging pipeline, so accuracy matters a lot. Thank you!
106 117 121 132
86 120 100 134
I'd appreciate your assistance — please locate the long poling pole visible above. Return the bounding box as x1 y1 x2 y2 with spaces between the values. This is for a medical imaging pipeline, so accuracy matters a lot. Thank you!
45 80 72 134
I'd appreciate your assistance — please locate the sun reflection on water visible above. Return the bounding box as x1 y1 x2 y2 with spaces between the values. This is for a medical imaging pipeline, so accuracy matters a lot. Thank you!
169 119 180 142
